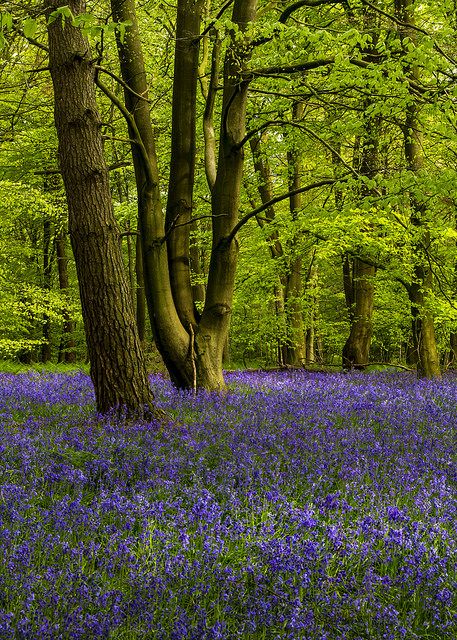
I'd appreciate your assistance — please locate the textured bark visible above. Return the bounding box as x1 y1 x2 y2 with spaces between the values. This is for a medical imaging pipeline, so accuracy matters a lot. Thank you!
46 0 161 418
56 230 76 363
396 0 440 379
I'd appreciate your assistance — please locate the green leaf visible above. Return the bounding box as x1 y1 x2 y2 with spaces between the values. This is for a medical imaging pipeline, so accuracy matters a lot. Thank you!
23 17 37 39
0 12 13 30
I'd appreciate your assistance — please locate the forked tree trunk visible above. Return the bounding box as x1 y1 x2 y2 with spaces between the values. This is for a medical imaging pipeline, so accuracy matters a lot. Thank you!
395 0 440 378
111 0 257 391
46 0 161 418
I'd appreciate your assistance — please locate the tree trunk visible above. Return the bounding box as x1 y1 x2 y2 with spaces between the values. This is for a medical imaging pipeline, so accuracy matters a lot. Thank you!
342 258 375 368
56 230 76 363
342 11 379 370
449 332 457 368
46 0 161 419
135 233 146 343
165 0 204 328
285 102 306 366
111 0 257 391
395 0 440 378
41 217 53 363
199 0 258 389
110 0 193 388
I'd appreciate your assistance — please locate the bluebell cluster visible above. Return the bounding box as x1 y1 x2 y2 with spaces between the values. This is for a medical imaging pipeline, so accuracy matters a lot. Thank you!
0 370 455 638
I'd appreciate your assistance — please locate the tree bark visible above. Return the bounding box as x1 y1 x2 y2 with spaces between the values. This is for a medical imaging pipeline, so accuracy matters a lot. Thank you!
285 101 306 366
46 0 161 419
110 0 192 388
166 0 204 328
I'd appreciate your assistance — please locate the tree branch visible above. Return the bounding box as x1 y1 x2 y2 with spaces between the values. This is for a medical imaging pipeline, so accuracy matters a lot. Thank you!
94 74 156 188
95 65 151 103
222 178 338 247
279 0 343 23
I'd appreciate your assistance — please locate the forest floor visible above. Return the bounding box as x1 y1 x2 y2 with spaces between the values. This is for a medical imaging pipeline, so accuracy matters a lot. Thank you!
0 369 455 639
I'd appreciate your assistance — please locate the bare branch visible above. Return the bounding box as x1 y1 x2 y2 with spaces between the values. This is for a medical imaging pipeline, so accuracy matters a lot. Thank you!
222 178 338 247
95 65 151 103
279 0 343 23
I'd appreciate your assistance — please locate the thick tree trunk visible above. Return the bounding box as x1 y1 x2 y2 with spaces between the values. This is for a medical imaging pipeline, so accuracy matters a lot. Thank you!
55 230 76 364
46 0 161 419
396 0 440 378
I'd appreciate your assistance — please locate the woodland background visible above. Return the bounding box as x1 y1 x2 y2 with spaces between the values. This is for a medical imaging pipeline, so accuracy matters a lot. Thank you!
1 0 456 391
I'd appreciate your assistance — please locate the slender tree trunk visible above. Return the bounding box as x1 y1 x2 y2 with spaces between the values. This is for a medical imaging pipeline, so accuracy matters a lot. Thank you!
135 233 146 343
56 230 76 363
110 0 192 388
342 12 379 370
198 0 258 389
395 0 440 378
41 218 53 363
285 101 306 366
449 332 457 368
46 0 161 419
166 0 204 328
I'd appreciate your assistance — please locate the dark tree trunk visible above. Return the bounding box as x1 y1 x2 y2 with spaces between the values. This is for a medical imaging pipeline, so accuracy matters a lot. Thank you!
46 0 161 419
56 230 76 364
41 218 53 363
342 258 375 369
165 0 204 328
449 332 457 368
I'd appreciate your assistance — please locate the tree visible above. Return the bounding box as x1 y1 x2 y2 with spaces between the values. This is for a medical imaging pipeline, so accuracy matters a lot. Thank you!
107 0 258 390
45 0 162 418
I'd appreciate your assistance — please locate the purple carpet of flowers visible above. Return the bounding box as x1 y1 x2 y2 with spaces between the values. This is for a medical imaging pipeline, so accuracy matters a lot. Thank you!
0 370 456 639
